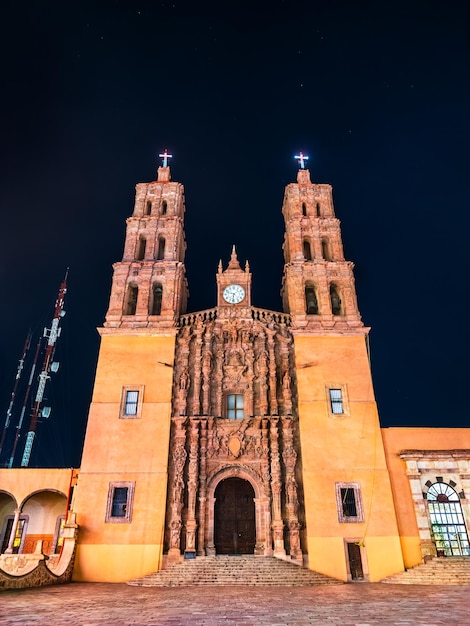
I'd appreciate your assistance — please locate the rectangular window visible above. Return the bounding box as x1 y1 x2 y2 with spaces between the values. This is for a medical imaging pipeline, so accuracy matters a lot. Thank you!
335 482 363 523
106 482 135 523
111 487 128 517
227 394 244 420
1 516 28 554
124 390 139 415
340 488 358 517
329 388 343 414
120 385 144 419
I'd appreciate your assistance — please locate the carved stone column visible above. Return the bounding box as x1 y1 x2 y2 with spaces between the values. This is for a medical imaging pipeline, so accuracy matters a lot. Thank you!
185 417 200 557
282 416 302 563
266 329 278 415
270 417 285 556
167 417 187 562
197 418 208 555
5 509 21 554
201 339 212 415
257 337 268 416
191 324 203 415
214 348 224 416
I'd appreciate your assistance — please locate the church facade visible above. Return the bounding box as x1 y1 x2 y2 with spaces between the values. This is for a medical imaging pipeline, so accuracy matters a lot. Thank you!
1 161 470 585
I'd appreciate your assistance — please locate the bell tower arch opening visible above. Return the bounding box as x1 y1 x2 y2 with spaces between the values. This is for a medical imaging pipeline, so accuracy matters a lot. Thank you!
214 478 256 555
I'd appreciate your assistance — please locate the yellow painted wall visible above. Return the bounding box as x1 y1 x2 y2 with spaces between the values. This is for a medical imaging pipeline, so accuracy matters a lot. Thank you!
0 468 72 507
294 334 404 582
72 333 175 582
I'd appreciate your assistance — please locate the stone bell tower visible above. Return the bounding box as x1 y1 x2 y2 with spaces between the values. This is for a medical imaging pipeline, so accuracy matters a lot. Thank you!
281 164 362 332
281 154 403 582
105 150 188 330
73 152 187 583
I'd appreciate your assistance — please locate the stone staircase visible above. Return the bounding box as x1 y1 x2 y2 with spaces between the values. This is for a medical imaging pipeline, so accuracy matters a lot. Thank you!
381 557 470 585
127 555 343 587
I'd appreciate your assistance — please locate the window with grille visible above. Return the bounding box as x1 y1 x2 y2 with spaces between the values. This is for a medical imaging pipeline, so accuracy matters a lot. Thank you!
227 394 244 420
335 483 363 522
427 482 470 556
106 482 135 523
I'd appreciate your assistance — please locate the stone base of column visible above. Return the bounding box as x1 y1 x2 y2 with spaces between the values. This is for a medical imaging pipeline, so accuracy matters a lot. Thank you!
420 539 437 560
206 544 216 556
167 547 182 565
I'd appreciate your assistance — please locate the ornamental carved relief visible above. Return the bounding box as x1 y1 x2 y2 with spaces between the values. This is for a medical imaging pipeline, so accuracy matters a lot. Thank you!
164 309 305 561
172 313 294 419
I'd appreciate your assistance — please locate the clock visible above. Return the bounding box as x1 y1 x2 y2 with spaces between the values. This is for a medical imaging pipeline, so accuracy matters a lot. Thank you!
223 284 245 304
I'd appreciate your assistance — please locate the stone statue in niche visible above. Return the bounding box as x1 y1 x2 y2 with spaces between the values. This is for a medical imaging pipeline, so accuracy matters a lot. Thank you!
282 371 292 414
179 369 189 390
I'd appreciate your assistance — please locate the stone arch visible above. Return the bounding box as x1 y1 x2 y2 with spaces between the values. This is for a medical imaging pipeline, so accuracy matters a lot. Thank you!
207 465 264 500
19 488 67 510
19 490 68 555
206 465 271 556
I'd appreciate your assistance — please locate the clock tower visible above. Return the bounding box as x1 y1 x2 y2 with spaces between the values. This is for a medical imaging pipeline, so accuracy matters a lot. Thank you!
216 245 252 308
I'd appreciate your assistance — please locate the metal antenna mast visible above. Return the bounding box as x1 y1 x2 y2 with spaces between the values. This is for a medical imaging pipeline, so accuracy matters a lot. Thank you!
0 332 32 463
20 271 68 467
8 338 41 468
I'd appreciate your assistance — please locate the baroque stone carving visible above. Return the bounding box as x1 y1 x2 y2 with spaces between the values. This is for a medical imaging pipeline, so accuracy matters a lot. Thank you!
164 308 304 559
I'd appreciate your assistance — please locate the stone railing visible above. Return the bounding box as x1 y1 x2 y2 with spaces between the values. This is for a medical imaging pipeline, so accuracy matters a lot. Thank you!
178 306 291 327
0 513 78 591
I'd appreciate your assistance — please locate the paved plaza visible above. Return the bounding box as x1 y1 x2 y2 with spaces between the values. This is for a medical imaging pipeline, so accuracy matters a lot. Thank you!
1 582 470 626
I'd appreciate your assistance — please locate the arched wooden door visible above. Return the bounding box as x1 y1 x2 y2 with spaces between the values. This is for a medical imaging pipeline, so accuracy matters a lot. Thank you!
214 478 256 554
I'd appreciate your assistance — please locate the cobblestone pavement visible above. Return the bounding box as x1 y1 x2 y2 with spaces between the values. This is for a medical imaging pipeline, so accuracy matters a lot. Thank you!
1 582 469 626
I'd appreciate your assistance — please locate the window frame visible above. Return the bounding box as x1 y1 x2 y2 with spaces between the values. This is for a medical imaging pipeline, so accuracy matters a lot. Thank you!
120 385 144 419
105 481 135 524
226 393 244 420
1 515 29 554
326 384 349 417
335 482 364 523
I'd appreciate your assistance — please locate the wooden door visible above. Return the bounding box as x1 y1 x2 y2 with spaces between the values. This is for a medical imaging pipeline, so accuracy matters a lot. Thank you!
214 478 255 554
347 542 364 580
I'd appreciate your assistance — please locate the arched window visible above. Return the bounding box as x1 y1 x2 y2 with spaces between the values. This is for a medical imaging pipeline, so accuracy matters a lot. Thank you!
303 240 312 261
305 285 319 315
330 284 342 315
157 237 166 260
427 482 470 556
150 284 163 315
161 200 167 215
136 237 146 261
316 202 321 217
145 201 152 215
124 285 138 315
302 202 307 216
321 239 330 261
227 394 244 420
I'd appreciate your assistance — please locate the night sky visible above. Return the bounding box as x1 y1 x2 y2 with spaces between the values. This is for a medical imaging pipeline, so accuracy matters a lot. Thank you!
0 1 469 468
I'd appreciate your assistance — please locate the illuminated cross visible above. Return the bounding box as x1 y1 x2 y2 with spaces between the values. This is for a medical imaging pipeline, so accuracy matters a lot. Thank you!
159 149 173 167
294 152 309 169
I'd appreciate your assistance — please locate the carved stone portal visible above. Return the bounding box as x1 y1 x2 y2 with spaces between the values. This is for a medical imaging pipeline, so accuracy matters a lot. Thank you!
164 308 305 563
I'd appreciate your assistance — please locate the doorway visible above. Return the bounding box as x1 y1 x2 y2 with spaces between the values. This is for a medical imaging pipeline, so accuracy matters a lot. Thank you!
214 478 256 554
347 542 364 580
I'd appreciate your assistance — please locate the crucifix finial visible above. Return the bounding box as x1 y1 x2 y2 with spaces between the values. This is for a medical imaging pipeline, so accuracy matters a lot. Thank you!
159 149 173 168
294 152 309 169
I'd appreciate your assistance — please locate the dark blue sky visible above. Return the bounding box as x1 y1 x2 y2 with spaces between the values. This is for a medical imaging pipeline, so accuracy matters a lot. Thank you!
0 0 469 467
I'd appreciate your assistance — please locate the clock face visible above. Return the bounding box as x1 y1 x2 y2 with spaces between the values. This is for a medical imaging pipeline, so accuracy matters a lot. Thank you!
223 284 245 304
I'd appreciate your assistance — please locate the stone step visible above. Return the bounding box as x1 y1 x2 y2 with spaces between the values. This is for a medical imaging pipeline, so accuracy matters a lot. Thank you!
382 557 470 585
127 555 343 587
